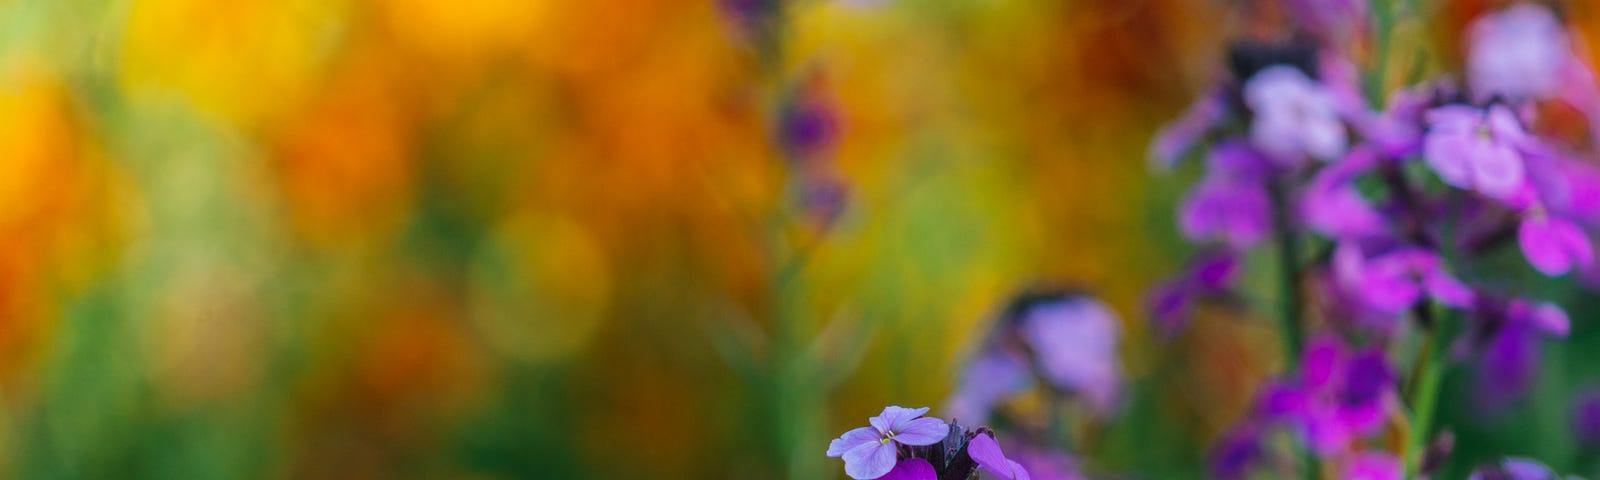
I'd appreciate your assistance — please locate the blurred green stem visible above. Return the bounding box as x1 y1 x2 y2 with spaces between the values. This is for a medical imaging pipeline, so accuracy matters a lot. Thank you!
1404 305 1451 478
1268 179 1315 480
1366 0 1397 107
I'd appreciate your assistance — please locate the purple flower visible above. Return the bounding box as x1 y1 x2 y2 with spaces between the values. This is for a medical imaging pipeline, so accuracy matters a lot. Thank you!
1574 388 1600 448
1423 105 1529 201
1344 451 1402 480
1150 87 1229 171
1332 242 1474 318
1468 4 1572 102
1208 425 1261 480
1243 66 1348 165
827 406 951 479
1518 213 1593 276
877 458 936 480
1467 457 1563 480
1473 299 1570 412
1179 177 1272 248
966 433 1031 480
1148 250 1239 336
1281 336 1396 455
779 83 840 162
944 350 1033 424
1302 146 1386 240
1002 442 1086 480
1018 297 1122 414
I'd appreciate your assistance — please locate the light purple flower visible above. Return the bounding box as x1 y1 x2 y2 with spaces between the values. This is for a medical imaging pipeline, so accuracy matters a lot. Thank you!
877 458 936 480
1518 214 1593 276
827 406 950 479
944 350 1033 424
1344 451 1402 480
1002 442 1086 480
1332 242 1475 317
1423 105 1529 201
1467 457 1563 480
1243 66 1349 165
1019 297 1122 414
967 433 1031 480
1468 4 1572 102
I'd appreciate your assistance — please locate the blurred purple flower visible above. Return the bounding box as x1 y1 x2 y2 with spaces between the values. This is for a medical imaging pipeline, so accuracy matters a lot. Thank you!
877 458 936 480
1574 388 1600 448
1243 65 1349 165
1002 442 1086 480
1423 105 1529 201
1148 250 1239 336
1344 451 1403 480
1468 3 1571 102
1474 299 1570 412
1467 457 1563 480
1208 425 1261 480
1332 242 1474 318
1302 146 1386 240
1018 297 1122 414
1276 336 1396 456
827 406 950 479
944 350 1032 424
799 174 850 229
1179 177 1272 248
1150 87 1229 171
967 433 1031 480
1518 214 1593 276
780 87 840 162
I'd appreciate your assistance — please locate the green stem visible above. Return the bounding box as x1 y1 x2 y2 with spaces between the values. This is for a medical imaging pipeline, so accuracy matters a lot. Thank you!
1404 306 1451 478
1268 180 1305 368
1365 0 1397 107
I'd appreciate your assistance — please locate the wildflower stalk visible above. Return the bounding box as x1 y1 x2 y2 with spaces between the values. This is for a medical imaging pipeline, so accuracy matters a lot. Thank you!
1267 178 1317 480
1404 305 1451 478
1267 179 1305 368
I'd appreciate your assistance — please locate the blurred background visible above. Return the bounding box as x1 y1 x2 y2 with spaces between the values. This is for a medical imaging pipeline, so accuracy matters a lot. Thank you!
1 0 1599 478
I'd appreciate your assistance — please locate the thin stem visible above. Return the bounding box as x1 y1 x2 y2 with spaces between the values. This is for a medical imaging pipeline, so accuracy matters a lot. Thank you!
1365 0 1397 107
1268 179 1305 368
1404 305 1451 478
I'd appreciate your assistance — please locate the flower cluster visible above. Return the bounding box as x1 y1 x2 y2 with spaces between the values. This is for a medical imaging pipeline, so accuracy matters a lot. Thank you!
826 406 1031 480
1151 1 1600 478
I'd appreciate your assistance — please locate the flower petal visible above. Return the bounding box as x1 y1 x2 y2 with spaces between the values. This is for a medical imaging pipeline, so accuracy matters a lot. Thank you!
843 441 898 480
967 434 1028 480
891 417 949 446
876 458 936 480
870 406 930 433
829 426 882 457
1520 216 1590 276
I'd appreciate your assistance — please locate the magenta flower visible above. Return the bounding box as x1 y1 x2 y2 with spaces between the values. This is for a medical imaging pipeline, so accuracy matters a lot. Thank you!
1018 297 1122 414
827 406 950 479
1474 299 1570 412
1332 242 1474 317
877 458 936 480
1179 177 1271 248
1207 425 1262 480
1148 250 1239 336
1272 336 1396 456
1518 213 1593 276
1302 146 1386 240
1468 3 1572 102
1344 451 1402 480
1243 65 1349 165
1423 105 1529 201
966 433 1031 480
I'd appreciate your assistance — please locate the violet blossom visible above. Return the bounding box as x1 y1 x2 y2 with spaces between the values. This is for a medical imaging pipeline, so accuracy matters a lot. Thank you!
1467 457 1566 480
1017 296 1122 414
1472 299 1571 412
1331 242 1474 319
1518 213 1594 277
1343 450 1403 480
1148 250 1239 336
967 433 1031 480
1467 4 1572 103
1574 388 1600 448
1423 104 1530 202
1243 65 1349 165
827 406 951 479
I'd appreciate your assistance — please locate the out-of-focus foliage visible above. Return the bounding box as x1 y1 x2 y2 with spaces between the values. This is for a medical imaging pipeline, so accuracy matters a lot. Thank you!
1 0 1598 478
